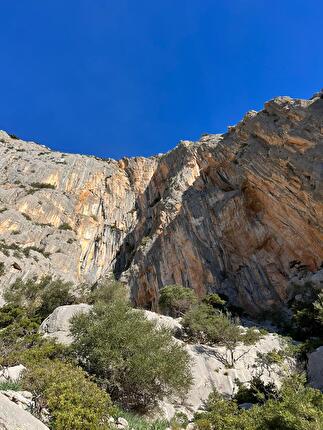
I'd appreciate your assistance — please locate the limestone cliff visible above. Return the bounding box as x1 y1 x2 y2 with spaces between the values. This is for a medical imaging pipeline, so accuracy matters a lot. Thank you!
0 91 322 313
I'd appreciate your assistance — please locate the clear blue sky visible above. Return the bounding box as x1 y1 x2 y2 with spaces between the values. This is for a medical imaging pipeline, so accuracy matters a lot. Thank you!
0 1 322 159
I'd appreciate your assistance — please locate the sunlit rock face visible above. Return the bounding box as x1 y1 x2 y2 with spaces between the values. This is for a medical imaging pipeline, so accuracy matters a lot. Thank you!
0 91 322 313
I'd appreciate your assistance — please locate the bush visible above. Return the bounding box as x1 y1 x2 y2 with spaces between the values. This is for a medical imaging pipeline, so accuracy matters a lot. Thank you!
30 182 56 190
22 359 115 430
183 304 261 367
59 222 73 231
88 278 129 305
159 284 197 317
71 301 192 411
234 376 277 405
0 261 5 276
0 381 22 391
3 277 75 320
194 375 323 430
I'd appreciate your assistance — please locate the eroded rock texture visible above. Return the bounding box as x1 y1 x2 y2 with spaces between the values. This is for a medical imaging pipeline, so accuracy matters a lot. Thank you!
0 92 322 313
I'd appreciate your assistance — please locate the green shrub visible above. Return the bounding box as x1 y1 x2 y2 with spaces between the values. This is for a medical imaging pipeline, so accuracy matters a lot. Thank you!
234 376 277 405
22 359 115 430
3 277 75 320
0 261 5 276
30 182 56 190
59 222 73 231
183 304 261 367
159 284 197 317
194 375 323 430
0 381 22 391
71 301 192 411
88 278 129 305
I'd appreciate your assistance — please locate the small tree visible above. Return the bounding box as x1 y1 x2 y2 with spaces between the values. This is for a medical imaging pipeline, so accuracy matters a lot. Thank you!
159 284 197 317
183 304 261 367
22 359 115 430
71 300 192 411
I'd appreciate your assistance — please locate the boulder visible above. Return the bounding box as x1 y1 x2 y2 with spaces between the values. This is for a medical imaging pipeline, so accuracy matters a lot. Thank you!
142 309 183 335
39 304 91 345
0 364 26 383
308 346 323 390
0 392 49 429
0 390 33 410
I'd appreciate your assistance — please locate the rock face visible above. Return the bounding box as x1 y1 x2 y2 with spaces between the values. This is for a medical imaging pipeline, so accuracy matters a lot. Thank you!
39 303 91 345
0 392 49 430
0 91 322 313
308 346 323 390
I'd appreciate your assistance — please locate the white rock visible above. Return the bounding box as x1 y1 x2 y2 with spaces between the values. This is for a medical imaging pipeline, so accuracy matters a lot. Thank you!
117 417 129 428
0 392 49 429
141 310 183 334
308 346 323 390
0 364 26 382
39 304 91 345
0 390 33 410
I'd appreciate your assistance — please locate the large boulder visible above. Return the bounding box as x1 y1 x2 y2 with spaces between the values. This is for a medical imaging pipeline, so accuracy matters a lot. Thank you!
308 346 323 390
0 392 49 429
39 304 91 345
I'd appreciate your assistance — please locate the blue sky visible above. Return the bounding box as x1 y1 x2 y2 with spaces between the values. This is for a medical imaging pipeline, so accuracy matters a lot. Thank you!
0 1 322 159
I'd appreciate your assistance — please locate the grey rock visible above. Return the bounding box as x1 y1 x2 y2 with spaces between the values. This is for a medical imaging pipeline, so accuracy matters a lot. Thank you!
0 392 49 429
39 303 91 345
308 346 323 390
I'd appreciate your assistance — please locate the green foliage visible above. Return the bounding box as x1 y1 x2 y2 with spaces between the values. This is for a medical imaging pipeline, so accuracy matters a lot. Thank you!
88 279 129 305
0 381 22 391
183 304 261 366
194 375 323 430
234 376 277 405
30 182 56 190
170 412 189 430
59 222 73 230
0 305 41 365
71 300 192 411
0 261 5 276
202 293 226 309
3 277 75 320
22 359 115 430
159 284 197 317
115 410 168 430
288 284 323 341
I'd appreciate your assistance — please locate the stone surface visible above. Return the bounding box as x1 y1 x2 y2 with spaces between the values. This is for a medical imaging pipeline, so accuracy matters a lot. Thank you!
0 392 49 429
0 390 33 410
0 91 322 313
160 331 292 418
39 303 91 344
308 346 323 390
0 365 26 383
142 309 183 334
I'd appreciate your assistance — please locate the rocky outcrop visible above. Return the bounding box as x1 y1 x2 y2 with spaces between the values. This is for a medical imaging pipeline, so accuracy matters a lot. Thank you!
0 392 49 430
41 305 293 417
39 303 91 345
0 91 322 313
308 346 323 390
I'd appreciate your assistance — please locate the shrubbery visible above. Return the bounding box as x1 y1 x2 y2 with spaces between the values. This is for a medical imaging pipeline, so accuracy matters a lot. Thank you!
71 300 192 411
183 303 261 367
159 284 197 317
22 359 115 430
3 276 76 320
195 375 323 430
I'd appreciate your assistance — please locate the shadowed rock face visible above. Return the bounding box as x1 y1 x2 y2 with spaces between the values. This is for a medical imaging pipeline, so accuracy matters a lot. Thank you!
0 92 322 313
